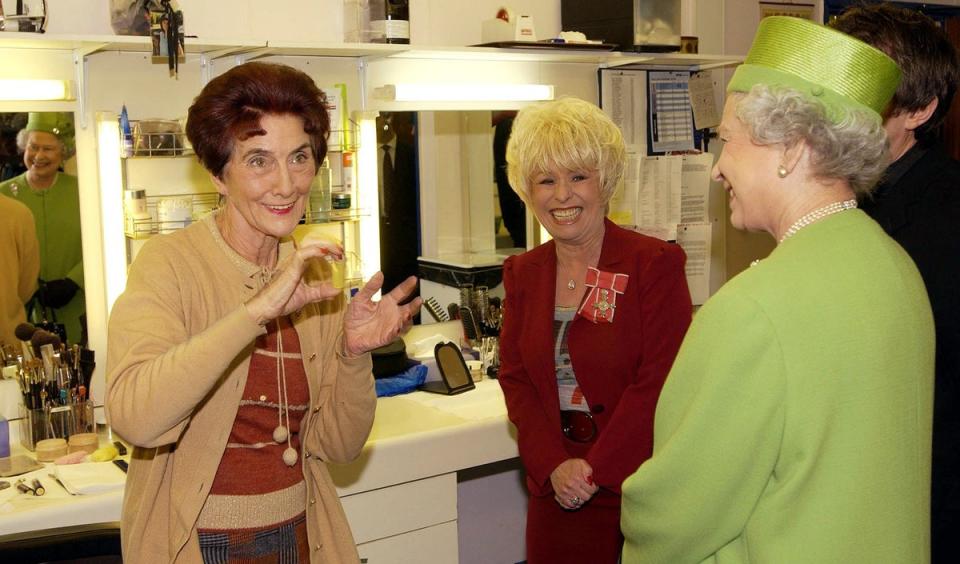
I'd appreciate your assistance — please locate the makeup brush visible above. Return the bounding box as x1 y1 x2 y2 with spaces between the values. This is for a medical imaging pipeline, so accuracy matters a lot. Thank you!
14 323 37 361
30 330 61 359
14 323 37 342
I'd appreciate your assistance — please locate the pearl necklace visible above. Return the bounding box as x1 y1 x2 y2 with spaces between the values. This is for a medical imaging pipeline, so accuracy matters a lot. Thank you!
780 199 857 243
273 319 299 467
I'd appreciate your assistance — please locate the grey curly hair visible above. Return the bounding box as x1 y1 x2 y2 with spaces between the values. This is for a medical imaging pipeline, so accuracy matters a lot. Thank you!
734 85 889 196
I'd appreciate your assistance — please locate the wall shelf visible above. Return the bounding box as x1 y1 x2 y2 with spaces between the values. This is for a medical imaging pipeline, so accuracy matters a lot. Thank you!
1 32 740 69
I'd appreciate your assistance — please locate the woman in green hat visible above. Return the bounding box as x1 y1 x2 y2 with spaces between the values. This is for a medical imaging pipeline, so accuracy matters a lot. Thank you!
1 112 84 345
620 17 934 563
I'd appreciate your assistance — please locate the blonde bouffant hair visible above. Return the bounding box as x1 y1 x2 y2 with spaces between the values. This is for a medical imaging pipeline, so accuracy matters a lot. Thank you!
506 97 626 205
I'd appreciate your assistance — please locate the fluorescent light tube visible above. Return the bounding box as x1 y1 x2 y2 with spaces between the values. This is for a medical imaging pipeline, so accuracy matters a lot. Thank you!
0 79 74 101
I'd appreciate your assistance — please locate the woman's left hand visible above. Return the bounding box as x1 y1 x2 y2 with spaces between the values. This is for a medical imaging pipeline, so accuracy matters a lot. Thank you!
551 458 599 510
343 273 422 357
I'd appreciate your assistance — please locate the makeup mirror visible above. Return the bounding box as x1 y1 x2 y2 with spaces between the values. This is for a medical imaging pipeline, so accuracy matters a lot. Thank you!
0 111 86 346
419 341 475 395
416 110 531 262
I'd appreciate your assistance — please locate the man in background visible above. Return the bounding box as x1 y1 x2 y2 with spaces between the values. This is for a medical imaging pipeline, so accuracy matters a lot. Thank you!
377 112 420 296
0 194 39 346
1 113 85 345
833 5 960 561
493 111 526 248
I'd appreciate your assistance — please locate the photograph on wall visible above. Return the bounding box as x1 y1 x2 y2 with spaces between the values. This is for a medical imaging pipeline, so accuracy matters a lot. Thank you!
150 9 184 63
0 0 46 32
759 2 815 20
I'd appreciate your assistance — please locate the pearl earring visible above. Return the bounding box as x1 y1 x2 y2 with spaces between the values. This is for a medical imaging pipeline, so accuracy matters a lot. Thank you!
777 165 789 178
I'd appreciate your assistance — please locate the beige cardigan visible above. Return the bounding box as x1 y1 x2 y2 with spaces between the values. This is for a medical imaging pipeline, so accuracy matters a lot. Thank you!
106 214 375 563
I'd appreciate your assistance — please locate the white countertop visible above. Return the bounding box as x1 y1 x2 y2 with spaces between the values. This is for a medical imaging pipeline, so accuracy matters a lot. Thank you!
331 379 517 496
418 252 513 269
0 425 124 537
0 379 517 538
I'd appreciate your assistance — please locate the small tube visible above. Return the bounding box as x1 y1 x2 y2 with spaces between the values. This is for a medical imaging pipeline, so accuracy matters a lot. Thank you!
329 259 346 289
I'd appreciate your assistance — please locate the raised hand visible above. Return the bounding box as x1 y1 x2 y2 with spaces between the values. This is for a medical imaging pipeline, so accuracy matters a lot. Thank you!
343 274 422 357
551 458 599 510
244 242 344 325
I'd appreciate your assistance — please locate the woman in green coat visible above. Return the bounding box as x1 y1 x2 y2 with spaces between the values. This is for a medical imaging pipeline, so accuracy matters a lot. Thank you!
620 17 935 564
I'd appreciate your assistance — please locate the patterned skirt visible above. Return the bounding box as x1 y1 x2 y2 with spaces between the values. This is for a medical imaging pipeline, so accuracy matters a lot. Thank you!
198 512 309 564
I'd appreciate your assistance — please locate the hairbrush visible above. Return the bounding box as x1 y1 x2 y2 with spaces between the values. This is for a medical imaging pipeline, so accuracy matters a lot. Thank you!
459 306 481 343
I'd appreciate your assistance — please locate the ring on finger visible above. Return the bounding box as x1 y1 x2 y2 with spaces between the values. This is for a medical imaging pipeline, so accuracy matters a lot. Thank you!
570 496 581 506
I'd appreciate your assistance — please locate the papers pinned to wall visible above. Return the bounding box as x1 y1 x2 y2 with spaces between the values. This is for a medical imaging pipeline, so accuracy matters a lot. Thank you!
601 70 647 149
606 150 716 304
635 155 683 241
610 152 713 241
680 152 713 224
677 223 712 305
648 70 696 153
689 71 721 130
602 69 721 304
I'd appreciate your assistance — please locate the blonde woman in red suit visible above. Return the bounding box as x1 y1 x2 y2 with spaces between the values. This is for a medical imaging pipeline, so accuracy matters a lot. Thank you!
499 97 693 563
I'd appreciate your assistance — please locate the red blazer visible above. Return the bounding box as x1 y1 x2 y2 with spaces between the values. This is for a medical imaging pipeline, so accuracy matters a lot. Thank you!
499 219 692 498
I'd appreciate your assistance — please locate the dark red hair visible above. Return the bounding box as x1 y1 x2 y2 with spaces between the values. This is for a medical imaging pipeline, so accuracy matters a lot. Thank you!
186 62 330 178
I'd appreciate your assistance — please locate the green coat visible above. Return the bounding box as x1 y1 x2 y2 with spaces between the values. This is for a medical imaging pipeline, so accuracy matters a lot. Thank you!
2 172 84 343
621 210 934 563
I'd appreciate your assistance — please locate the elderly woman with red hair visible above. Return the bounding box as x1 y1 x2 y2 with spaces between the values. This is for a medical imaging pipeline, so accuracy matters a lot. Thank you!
106 62 420 563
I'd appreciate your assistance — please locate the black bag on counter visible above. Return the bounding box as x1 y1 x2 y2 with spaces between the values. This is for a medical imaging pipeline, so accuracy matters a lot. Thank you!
371 337 410 379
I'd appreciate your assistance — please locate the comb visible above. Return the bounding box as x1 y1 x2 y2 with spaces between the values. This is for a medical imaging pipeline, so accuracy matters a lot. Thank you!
424 296 449 323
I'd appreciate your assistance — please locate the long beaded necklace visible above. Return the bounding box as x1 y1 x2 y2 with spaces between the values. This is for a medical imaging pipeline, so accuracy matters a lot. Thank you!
272 319 298 467
779 199 857 243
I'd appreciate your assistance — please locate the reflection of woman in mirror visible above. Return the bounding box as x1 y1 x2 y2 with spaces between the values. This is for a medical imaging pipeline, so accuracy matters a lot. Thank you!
0 113 84 345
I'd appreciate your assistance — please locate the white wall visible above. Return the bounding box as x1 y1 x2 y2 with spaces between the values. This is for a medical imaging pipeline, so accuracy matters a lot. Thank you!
413 0 560 45
44 0 562 45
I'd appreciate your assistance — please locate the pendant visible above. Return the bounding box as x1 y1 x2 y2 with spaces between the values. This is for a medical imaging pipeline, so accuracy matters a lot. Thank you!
283 447 299 467
567 279 576 290
273 425 289 443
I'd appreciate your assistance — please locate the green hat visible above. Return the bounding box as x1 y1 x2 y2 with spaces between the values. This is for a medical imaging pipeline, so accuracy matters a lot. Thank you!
728 16 901 123
25 112 74 139
23 112 75 156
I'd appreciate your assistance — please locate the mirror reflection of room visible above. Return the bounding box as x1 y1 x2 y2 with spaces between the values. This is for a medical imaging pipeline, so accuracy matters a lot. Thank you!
377 111 420 298
493 110 526 250
0 112 85 346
